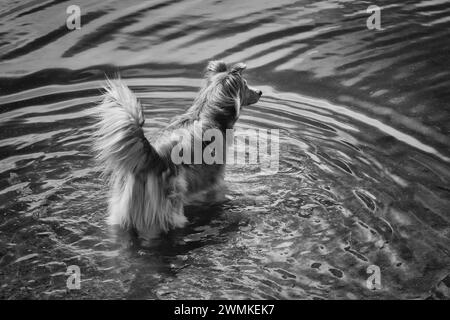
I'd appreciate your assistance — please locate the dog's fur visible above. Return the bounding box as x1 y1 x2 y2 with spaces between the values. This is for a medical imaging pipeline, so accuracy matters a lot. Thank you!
93 61 262 237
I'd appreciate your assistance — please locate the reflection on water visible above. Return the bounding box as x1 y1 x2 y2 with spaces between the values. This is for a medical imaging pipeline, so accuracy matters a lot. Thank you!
0 0 449 299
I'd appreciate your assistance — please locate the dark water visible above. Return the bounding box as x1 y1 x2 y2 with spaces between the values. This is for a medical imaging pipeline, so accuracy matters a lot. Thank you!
1 0 450 299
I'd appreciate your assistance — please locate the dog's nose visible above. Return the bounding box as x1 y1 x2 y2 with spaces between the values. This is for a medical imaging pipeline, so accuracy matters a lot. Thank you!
257 90 262 96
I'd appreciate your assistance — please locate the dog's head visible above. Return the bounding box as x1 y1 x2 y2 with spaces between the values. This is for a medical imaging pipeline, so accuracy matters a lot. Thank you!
206 60 262 107
197 61 261 124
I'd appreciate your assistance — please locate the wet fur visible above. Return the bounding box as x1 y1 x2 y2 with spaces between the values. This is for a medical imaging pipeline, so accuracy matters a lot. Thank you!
93 61 261 237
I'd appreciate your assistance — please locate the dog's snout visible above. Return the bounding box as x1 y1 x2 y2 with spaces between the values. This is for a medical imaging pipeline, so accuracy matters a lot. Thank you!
257 90 262 96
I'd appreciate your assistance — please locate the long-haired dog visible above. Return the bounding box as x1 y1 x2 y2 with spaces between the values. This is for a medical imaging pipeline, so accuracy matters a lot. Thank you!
93 61 262 237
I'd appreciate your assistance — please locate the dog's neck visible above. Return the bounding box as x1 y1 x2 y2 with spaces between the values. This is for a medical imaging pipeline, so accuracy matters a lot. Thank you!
168 81 241 132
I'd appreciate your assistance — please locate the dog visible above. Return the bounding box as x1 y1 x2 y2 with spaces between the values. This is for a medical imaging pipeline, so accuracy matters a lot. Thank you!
93 60 262 238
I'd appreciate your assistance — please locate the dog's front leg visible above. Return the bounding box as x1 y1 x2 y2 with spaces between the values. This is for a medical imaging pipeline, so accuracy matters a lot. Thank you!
169 195 188 228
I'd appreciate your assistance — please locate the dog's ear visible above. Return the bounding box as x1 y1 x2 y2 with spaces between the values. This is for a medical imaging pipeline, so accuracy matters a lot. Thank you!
229 63 246 75
207 60 228 73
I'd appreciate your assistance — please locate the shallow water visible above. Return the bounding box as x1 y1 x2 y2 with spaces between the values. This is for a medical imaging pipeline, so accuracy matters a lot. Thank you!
1 0 450 299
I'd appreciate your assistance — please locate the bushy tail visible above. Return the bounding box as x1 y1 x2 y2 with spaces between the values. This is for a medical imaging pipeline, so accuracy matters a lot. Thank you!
92 78 186 232
93 78 155 179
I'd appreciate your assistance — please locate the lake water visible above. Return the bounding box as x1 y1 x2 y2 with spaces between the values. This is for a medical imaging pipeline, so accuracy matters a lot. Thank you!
0 0 449 299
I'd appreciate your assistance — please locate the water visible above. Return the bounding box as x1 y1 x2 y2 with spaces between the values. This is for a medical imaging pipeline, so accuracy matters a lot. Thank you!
1 0 449 299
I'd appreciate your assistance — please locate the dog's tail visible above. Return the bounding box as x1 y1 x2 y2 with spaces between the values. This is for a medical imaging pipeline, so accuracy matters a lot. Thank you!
93 78 160 178
92 79 187 233
92 79 164 229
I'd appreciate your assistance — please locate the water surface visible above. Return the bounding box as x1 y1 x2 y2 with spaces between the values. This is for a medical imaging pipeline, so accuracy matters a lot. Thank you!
1 0 450 299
